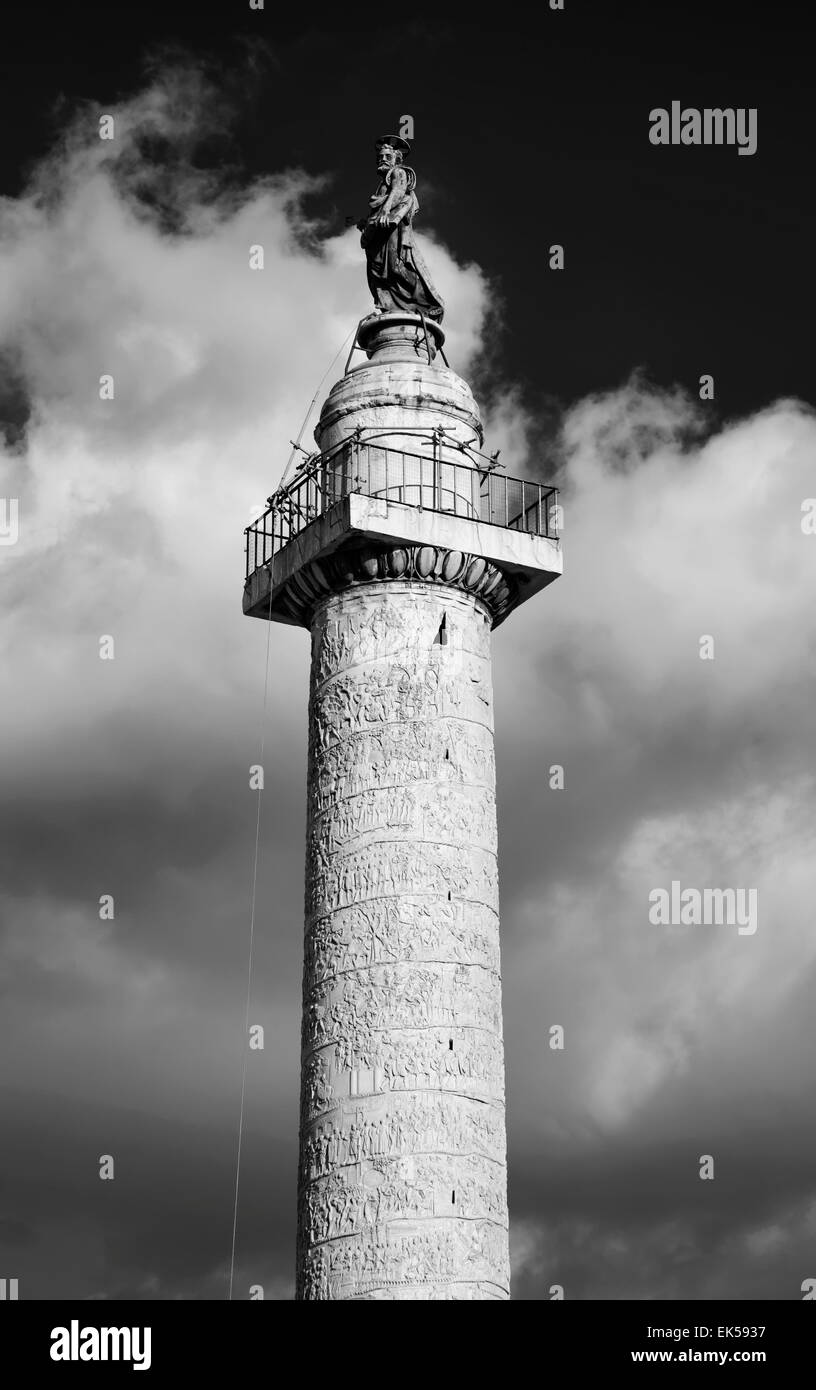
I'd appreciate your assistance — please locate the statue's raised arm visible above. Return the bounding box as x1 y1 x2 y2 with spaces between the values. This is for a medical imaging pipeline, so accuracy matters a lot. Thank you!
357 135 445 323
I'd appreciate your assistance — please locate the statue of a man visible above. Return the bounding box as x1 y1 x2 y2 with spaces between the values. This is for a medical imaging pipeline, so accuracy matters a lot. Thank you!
357 136 444 323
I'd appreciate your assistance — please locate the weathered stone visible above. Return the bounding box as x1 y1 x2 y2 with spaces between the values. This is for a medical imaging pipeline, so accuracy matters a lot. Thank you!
243 307 561 1300
356 136 444 322
296 584 509 1300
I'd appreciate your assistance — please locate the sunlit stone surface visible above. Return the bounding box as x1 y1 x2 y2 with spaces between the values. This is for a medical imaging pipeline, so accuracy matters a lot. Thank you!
297 581 510 1300
243 309 561 1300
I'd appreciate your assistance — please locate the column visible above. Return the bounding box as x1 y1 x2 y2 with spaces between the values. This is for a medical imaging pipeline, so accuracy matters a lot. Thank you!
296 569 510 1300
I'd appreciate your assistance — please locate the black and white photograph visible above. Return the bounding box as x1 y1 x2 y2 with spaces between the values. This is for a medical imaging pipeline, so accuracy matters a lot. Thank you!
1 0 814 1361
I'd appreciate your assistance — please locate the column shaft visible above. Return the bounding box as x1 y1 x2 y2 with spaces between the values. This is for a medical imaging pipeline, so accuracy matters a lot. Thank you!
296 580 510 1300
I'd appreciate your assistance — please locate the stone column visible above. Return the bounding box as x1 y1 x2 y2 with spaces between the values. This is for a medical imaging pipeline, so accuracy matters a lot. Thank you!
296 567 510 1300
243 311 562 1298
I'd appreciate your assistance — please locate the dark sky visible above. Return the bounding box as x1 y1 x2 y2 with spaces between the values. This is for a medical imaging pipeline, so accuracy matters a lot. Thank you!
3 2 814 420
1 2 815 1304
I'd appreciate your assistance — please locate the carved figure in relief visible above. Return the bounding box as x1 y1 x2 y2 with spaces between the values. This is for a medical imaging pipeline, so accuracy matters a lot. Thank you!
309 662 491 758
299 1153 507 1243
299 594 511 1297
301 962 502 1053
309 721 496 815
314 604 425 685
307 840 498 918
299 1216 509 1294
304 898 500 983
308 782 496 857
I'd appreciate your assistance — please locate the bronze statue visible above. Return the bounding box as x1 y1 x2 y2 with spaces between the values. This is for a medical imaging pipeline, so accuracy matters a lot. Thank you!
357 136 444 323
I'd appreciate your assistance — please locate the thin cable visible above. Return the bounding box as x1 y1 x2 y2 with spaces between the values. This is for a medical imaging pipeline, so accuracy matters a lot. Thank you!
228 580 275 1300
228 316 359 1296
278 323 360 490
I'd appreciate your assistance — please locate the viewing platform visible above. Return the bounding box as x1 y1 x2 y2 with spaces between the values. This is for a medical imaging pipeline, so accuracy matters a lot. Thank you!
243 427 562 630
246 429 559 571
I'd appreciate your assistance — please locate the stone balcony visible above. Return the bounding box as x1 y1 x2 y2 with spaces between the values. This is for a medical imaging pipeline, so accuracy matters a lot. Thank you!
243 431 562 630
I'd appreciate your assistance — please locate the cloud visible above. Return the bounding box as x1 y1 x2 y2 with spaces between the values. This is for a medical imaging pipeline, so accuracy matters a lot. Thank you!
497 380 816 1295
0 57 506 1299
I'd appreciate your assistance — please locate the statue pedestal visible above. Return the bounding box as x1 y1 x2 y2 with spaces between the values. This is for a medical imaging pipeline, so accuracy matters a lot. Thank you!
357 311 445 366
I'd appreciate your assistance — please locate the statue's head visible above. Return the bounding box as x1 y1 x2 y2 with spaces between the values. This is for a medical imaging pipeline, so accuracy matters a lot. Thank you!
375 134 410 172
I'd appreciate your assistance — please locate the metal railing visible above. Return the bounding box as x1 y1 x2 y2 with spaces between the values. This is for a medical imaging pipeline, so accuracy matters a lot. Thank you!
245 433 559 578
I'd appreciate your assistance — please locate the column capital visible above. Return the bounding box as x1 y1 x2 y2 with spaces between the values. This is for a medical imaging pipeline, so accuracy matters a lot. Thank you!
275 541 514 629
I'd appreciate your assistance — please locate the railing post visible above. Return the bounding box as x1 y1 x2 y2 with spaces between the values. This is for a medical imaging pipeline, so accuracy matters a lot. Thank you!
252 430 558 562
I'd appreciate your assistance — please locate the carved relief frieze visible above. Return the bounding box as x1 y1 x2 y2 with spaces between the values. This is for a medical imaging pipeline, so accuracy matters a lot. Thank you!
297 583 509 1299
304 897 501 982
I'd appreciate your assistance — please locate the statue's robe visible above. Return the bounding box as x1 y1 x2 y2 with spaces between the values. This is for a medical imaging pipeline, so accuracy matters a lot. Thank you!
360 166 445 322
